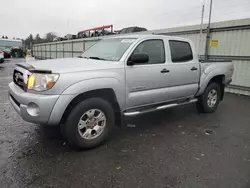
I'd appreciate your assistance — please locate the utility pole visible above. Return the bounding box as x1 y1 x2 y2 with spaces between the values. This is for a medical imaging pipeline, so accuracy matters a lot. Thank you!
205 0 213 60
198 3 205 57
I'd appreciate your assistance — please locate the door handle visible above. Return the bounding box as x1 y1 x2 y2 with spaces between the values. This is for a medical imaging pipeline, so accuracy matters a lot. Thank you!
191 67 198 71
161 69 170 73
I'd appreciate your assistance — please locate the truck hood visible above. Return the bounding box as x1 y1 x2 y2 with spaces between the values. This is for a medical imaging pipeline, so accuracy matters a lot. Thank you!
25 58 122 73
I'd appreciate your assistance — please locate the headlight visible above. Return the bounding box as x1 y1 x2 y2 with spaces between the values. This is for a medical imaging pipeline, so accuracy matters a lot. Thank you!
27 73 59 91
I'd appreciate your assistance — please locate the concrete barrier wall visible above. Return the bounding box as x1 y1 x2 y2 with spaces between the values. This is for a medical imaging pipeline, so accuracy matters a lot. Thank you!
33 18 250 95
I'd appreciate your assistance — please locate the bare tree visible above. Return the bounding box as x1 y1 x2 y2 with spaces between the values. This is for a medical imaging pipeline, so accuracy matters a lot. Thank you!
44 32 57 42
34 34 41 44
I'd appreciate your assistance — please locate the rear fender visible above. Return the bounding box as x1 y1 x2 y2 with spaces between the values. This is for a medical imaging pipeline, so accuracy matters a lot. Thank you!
196 70 225 96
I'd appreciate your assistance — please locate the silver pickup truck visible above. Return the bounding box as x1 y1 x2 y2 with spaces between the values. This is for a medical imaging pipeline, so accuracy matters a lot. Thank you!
9 35 234 150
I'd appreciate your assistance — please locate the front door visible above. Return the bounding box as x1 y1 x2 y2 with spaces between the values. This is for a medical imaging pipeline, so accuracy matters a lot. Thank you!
125 39 170 109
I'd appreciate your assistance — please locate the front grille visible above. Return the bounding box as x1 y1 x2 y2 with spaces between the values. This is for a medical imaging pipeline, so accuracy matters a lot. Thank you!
13 69 26 91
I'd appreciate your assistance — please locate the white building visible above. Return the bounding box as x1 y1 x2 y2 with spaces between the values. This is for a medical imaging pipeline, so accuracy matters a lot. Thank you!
0 38 22 48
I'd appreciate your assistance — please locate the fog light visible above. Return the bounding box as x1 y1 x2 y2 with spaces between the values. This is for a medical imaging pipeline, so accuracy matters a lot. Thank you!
27 102 40 116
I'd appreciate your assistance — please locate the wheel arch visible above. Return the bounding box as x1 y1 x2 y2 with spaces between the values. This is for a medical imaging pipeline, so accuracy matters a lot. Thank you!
208 75 225 101
197 74 225 100
60 88 122 126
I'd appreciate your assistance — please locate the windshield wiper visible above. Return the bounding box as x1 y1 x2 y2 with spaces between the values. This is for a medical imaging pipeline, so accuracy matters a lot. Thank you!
88 56 107 60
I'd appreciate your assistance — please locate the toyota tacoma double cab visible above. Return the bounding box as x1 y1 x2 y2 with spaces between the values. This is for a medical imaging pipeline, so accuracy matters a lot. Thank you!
9 35 234 150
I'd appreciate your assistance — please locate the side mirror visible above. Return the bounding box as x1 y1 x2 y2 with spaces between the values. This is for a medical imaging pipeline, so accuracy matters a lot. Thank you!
128 53 149 66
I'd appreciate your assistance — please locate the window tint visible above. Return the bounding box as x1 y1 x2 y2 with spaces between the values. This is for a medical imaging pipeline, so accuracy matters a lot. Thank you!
169 40 193 63
131 40 165 64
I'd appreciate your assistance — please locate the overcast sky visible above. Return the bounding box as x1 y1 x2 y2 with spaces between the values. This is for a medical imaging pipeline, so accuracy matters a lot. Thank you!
1 0 250 39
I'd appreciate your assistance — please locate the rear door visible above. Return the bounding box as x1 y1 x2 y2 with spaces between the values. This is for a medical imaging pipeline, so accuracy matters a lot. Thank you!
164 40 200 100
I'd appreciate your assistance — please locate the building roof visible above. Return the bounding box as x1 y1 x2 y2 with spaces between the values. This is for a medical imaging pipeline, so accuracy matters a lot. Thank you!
0 38 22 42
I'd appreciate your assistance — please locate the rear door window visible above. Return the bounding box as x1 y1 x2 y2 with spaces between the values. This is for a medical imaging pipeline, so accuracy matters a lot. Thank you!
169 40 193 63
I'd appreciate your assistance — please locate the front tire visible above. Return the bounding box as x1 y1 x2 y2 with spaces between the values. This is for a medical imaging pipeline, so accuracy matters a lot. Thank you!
63 98 115 150
196 82 221 113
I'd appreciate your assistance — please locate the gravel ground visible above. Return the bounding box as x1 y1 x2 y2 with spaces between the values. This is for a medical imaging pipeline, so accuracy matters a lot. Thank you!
0 59 250 188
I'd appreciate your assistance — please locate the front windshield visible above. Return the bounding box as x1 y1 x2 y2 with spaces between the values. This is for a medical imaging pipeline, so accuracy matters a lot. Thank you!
81 38 137 61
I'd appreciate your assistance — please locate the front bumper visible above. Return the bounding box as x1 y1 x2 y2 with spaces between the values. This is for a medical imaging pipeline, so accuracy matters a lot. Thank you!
8 82 60 124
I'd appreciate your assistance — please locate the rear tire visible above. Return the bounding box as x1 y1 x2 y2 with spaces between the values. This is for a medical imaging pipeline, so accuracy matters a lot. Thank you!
196 82 221 113
62 98 115 150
